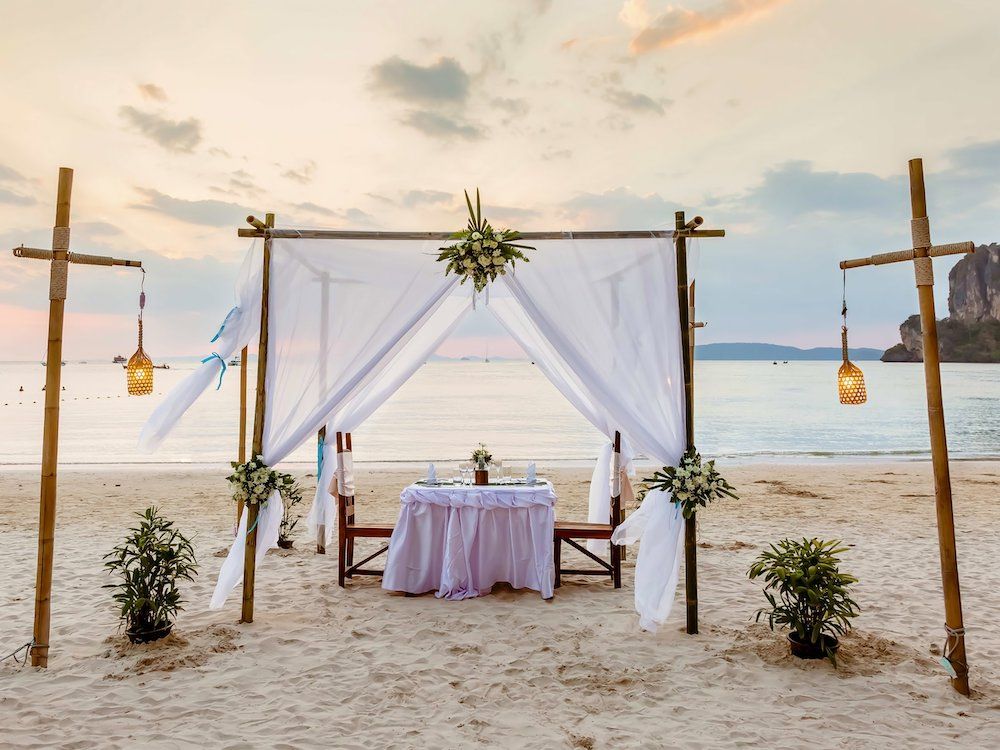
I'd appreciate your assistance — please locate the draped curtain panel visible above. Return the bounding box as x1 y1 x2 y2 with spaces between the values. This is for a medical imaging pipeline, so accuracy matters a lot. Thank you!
139 240 262 452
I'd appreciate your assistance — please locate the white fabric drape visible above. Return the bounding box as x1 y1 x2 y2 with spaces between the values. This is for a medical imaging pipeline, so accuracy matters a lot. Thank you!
260 238 458 464
138 241 262 452
210 239 459 607
306 293 473 547
210 490 282 610
500 237 687 631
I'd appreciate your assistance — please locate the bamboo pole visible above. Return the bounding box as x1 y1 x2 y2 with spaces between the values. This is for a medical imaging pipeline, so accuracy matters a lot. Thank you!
241 212 274 623
316 425 327 554
909 159 969 695
675 210 698 635
237 225 724 241
30 168 73 667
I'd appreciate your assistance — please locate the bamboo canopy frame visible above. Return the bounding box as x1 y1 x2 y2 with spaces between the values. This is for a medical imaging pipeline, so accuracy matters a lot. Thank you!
838 158 974 696
10 167 143 667
235 212 725 628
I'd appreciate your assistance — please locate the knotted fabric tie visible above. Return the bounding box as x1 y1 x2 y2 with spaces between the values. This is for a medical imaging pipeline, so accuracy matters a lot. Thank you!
201 352 227 390
210 306 239 343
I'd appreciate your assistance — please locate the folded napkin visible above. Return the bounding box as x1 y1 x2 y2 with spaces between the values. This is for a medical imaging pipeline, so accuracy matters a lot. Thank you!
427 463 437 483
526 462 536 483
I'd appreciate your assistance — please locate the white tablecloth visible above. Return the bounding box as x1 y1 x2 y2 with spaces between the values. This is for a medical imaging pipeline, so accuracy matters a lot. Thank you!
382 481 557 600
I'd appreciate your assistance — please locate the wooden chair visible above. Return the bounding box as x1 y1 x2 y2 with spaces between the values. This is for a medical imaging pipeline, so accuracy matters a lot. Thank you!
554 431 624 589
336 432 394 587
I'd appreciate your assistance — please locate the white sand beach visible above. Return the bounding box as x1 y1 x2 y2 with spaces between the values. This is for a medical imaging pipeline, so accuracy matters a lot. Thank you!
3 461 999 748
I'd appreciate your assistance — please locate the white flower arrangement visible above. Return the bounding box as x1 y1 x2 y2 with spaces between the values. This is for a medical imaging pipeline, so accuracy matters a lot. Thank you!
227 455 296 508
437 189 534 292
471 442 493 470
640 449 738 518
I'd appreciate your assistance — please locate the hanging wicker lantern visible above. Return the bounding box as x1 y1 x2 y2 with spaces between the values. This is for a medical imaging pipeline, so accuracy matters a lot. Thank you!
838 325 867 405
126 283 153 396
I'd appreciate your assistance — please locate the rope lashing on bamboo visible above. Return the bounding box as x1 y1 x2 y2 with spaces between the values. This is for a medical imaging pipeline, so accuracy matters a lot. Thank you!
911 217 931 248
52 226 70 251
914 256 934 287
942 623 968 677
49 259 68 300
872 249 915 265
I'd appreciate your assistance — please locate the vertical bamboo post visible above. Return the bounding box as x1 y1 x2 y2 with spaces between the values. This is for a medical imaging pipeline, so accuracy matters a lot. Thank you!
316 270 331 553
241 212 274 624
236 344 248 527
30 167 73 668
909 159 969 695
316 425 327 554
675 210 698 635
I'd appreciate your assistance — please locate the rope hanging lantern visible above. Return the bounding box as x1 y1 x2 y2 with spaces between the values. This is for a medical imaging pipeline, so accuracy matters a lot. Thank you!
126 271 153 396
838 269 867 405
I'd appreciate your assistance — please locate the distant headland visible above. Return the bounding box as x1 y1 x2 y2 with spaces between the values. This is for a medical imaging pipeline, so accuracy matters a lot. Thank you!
882 244 1000 363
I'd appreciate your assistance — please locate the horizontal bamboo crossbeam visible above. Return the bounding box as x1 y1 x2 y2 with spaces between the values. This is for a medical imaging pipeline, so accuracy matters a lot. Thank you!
236 227 726 241
13 246 143 268
839 241 974 269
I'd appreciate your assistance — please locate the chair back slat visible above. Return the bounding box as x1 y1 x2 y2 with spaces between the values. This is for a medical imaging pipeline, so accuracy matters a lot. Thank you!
336 431 355 527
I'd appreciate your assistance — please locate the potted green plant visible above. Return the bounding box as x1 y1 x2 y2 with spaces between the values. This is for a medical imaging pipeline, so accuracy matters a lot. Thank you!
747 538 860 664
277 478 304 549
104 506 198 644
471 443 492 485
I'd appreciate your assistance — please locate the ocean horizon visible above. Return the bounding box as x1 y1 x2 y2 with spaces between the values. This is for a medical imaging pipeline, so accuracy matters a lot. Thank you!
2 359 997 468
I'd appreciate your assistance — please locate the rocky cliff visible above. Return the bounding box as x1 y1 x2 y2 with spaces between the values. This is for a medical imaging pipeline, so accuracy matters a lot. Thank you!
882 244 1000 363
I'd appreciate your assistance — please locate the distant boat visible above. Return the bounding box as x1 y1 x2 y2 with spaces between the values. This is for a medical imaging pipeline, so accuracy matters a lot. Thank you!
229 355 241 367
153 363 170 370
113 355 126 364
40 360 66 366
484 344 490 364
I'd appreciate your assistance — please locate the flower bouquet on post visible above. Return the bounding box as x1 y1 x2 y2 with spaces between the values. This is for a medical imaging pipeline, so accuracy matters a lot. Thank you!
472 443 492 485
437 189 534 292
640 448 737 517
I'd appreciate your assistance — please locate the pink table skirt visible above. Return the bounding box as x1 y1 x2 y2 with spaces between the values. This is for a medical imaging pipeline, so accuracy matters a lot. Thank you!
382 482 557 600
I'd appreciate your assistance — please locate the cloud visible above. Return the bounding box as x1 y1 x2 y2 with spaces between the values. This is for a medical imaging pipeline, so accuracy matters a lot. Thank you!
131 187 248 227
289 202 377 227
486 205 541 224
606 87 670 114
400 190 454 207
371 57 470 104
626 0 788 55
137 83 167 101
119 105 202 153
0 187 35 205
402 111 484 141
742 161 903 220
561 187 683 228
282 161 316 184
541 148 572 161
495 97 530 118
0 163 26 183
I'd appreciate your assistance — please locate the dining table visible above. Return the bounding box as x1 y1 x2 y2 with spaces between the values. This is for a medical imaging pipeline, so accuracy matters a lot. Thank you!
382 479 557 600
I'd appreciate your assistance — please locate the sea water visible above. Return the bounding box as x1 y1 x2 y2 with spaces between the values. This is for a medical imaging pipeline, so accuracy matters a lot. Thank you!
0 360 997 467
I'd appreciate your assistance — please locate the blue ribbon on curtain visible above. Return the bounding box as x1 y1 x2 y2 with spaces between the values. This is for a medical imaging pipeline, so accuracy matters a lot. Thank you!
210 306 239 343
201 352 227 390
317 433 325 476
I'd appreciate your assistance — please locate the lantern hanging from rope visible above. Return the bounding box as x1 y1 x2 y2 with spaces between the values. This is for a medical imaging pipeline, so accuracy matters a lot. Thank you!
838 269 866 405
126 271 153 396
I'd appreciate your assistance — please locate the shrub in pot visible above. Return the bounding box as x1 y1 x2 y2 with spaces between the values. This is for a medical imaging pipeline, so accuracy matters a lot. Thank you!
747 537 859 664
104 506 198 644
277 479 304 549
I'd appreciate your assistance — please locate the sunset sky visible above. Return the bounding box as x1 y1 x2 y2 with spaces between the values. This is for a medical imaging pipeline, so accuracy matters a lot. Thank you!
1 0 998 360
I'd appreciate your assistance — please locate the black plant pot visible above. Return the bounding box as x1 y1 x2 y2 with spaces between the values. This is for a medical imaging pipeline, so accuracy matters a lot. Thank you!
126 623 173 644
788 631 839 660
277 538 294 549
